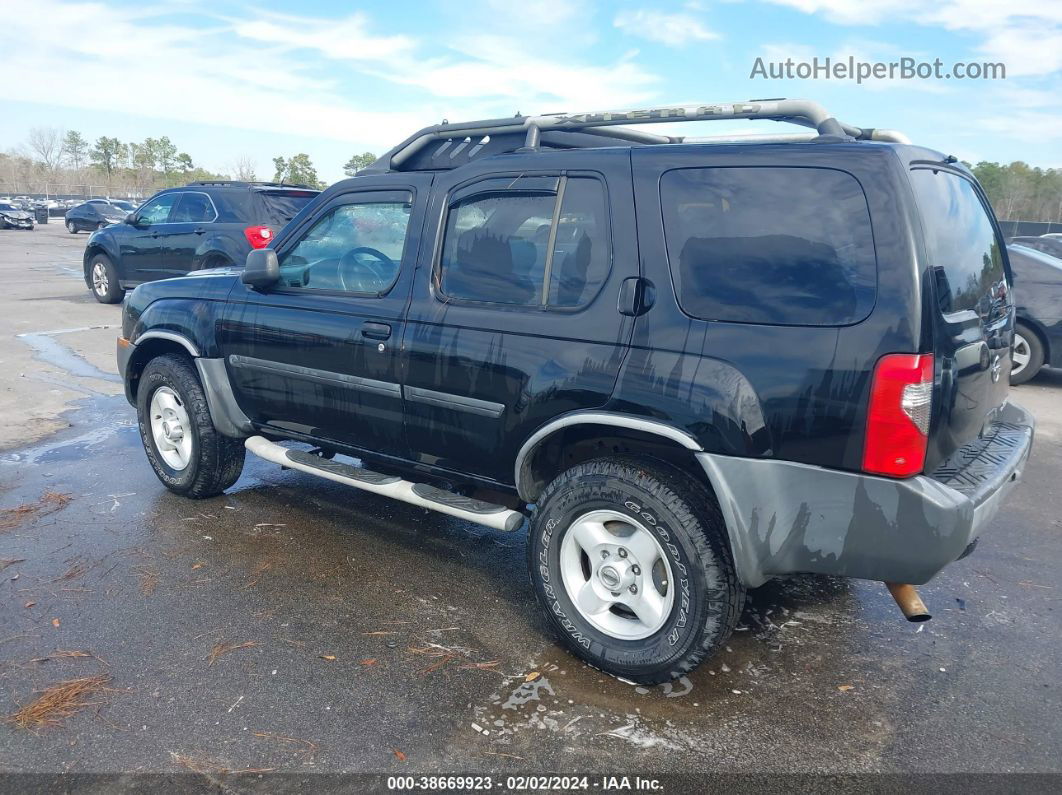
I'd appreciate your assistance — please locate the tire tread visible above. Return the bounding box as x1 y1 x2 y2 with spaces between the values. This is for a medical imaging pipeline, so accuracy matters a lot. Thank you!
138 354 245 498
531 455 745 683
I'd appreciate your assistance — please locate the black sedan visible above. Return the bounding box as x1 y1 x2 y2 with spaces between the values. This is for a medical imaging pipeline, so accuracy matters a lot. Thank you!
0 202 34 230
65 202 128 234
1009 243 1062 384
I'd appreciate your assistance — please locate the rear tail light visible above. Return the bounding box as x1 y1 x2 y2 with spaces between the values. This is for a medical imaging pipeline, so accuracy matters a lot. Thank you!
863 354 934 477
243 225 274 249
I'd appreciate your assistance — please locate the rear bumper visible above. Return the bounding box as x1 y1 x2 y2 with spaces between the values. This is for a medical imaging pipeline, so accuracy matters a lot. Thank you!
697 401 1034 587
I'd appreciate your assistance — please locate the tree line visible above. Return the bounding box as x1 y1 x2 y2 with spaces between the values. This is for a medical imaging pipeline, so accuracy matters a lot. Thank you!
968 161 1062 224
3 127 1057 223
0 128 231 197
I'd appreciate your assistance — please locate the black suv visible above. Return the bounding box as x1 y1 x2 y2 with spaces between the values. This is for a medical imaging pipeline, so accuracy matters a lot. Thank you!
83 181 320 304
116 100 1034 683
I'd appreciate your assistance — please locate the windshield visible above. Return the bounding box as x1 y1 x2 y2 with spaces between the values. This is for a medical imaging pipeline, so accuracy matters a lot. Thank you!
110 200 135 211
256 190 319 225
0 203 15 211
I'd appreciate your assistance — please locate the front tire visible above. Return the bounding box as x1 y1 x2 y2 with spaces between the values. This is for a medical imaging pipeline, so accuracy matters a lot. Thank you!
66 220 77 234
137 354 245 498
1011 325 1044 385
87 254 124 304
528 457 744 684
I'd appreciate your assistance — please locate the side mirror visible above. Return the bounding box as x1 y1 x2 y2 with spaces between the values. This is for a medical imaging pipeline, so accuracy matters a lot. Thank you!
125 213 141 226
242 248 280 289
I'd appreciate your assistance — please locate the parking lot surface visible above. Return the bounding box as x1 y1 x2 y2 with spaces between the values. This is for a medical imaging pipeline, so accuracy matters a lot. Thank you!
0 223 1060 776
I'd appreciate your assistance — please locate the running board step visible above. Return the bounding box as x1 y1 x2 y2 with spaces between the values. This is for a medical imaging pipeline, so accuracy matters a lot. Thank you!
287 449 401 485
245 436 524 532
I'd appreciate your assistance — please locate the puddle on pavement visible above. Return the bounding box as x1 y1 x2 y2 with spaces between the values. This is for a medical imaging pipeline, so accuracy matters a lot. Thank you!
2 395 135 465
17 329 121 384
0 389 942 771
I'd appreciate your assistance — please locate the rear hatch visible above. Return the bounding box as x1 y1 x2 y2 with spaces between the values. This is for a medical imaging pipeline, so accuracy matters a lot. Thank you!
908 164 1013 470
252 188 320 227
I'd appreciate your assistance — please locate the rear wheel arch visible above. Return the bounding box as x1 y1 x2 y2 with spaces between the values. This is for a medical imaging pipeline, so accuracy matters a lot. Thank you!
517 414 709 501
194 246 234 270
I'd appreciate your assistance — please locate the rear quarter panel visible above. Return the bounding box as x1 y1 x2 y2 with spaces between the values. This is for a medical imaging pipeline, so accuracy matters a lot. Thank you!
619 144 924 472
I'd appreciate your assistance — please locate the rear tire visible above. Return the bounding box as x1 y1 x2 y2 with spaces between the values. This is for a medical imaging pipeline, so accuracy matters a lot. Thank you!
528 457 744 684
1010 325 1044 385
137 354 245 498
87 254 124 304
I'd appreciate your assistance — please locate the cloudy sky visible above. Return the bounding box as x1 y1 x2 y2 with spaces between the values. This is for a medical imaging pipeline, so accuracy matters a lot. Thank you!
1 0 1059 182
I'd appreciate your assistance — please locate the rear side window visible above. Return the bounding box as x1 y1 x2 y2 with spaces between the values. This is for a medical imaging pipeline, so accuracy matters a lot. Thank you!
438 177 610 308
660 167 877 326
171 192 216 223
257 190 319 226
909 169 1005 315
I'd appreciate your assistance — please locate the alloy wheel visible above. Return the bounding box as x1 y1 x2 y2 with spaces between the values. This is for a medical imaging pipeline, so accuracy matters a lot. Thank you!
91 262 109 297
559 509 675 640
1012 332 1031 377
149 386 193 471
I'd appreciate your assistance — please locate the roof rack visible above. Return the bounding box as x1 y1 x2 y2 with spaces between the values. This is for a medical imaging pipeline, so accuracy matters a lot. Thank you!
185 180 318 190
371 98 910 172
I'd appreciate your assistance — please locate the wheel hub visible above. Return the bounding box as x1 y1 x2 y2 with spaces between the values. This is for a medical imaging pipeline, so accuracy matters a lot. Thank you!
597 560 634 593
148 386 193 471
161 418 184 441
558 509 675 640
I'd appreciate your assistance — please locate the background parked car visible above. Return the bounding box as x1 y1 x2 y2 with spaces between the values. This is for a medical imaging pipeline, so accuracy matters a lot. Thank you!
0 201 35 230
1008 243 1062 384
107 199 138 213
65 201 128 233
82 180 320 303
1010 235 1062 260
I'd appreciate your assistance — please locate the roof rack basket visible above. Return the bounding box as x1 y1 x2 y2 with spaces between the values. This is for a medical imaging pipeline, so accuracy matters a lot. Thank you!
372 98 909 172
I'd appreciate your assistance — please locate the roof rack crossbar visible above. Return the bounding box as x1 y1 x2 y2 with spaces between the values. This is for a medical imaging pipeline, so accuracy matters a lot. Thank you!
372 99 908 171
185 180 319 190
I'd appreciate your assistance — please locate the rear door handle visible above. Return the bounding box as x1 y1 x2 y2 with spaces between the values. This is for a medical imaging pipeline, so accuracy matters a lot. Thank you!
617 277 655 316
360 321 392 340
193 227 205 235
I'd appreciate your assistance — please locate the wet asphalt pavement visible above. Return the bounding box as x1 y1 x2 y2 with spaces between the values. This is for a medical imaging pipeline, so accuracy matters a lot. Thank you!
0 225 1060 779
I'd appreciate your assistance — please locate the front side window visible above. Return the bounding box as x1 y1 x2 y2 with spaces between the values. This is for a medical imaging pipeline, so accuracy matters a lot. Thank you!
909 169 1006 316
277 198 412 294
438 177 610 308
138 194 178 225
661 166 877 326
172 192 216 223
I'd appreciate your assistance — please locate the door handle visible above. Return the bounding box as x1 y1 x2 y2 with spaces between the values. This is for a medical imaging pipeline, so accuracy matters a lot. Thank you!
151 231 160 238
193 227 205 235
617 277 655 316
360 321 392 340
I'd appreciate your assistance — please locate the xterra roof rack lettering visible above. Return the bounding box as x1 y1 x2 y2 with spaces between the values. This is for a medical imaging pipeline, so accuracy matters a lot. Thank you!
116 98 1033 684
